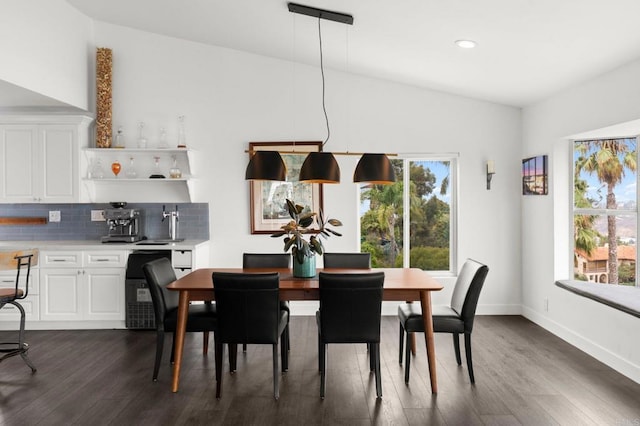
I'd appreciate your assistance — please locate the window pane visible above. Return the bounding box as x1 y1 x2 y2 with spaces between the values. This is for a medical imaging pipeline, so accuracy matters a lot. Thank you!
408 160 450 271
359 160 404 267
574 214 636 285
574 138 637 210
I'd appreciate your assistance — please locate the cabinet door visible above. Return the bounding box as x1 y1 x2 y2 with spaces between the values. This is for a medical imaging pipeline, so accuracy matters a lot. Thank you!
40 125 77 202
0 125 39 202
40 268 82 321
84 268 125 321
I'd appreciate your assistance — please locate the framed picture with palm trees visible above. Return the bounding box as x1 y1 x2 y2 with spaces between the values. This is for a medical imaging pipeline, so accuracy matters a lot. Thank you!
249 141 323 234
522 155 548 195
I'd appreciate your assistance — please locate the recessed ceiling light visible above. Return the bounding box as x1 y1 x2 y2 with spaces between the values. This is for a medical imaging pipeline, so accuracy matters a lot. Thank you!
455 39 477 49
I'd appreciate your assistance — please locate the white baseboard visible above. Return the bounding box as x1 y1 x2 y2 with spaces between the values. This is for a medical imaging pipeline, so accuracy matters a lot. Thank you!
522 306 640 384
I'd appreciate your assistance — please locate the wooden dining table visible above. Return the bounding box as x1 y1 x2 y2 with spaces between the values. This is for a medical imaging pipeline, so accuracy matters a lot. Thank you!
166 267 444 393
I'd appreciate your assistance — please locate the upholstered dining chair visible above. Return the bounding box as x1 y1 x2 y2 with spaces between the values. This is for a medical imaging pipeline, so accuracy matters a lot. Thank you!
398 258 489 384
316 272 385 399
0 249 38 372
212 272 289 400
242 253 291 353
323 252 371 269
143 258 218 382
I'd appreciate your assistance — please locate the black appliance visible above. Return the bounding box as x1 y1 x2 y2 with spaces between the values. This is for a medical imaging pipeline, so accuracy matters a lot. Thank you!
125 250 171 329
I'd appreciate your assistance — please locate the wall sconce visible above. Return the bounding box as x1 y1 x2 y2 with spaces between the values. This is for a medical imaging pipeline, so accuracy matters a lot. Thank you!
486 160 495 190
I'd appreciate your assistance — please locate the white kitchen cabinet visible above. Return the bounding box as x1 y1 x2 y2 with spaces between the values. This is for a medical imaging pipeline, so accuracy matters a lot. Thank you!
0 115 92 203
40 250 127 322
81 148 196 202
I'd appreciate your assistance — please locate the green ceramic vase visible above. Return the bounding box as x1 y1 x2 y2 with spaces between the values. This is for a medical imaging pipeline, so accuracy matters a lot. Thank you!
293 255 316 278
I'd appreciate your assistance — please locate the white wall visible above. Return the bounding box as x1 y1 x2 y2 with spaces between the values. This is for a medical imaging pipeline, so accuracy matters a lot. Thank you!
92 22 522 314
522 59 640 383
0 0 92 109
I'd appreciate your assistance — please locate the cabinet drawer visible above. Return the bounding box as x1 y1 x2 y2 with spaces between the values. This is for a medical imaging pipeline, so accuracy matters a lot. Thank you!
41 251 82 267
0 271 39 295
84 251 127 268
173 250 192 268
0 295 39 321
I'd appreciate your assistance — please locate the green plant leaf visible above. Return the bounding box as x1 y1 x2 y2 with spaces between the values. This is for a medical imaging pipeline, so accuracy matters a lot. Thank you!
328 219 342 226
326 228 342 237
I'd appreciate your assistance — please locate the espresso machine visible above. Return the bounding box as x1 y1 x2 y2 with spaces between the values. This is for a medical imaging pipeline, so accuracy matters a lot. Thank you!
101 206 142 243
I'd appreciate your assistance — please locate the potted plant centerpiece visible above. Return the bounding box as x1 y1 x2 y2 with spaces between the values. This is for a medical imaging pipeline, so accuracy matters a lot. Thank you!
271 199 342 277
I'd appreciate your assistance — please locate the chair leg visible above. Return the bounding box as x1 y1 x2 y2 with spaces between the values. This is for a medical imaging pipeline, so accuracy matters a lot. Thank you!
281 331 288 372
320 343 327 399
398 322 404 365
203 332 209 355
170 332 176 364
15 301 36 373
404 331 411 384
229 343 238 373
465 333 475 384
215 341 224 399
453 333 462 365
153 329 165 381
243 343 247 353
285 322 291 352
369 342 375 372
373 343 382 398
318 332 323 373
272 343 280 400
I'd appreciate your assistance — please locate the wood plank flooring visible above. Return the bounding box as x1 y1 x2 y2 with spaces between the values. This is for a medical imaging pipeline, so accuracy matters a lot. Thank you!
1 315 639 425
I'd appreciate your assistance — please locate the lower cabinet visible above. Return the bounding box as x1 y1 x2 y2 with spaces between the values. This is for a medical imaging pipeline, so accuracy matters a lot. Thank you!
40 268 124 321
39 250 126 322
0 269 39 321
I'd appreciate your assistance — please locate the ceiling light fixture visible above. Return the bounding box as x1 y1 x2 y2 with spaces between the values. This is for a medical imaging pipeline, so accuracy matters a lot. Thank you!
245 150 287 181
455 39 477 49
289 2 396 185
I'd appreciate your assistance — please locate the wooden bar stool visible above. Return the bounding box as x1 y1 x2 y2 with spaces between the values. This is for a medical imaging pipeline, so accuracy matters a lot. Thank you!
0 249 38 372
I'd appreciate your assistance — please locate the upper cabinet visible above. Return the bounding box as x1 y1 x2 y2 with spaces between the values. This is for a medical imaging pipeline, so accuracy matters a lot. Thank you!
0 115 92 203
81 148 196 202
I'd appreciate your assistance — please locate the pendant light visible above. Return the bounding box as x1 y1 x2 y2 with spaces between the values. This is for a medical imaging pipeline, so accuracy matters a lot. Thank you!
245 150 287 181
290 3 351 184
289 3 396 185
353 153 396 184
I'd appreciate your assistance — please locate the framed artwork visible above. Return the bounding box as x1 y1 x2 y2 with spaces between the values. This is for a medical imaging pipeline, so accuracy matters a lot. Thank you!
249 141 323 234
522 154 548 195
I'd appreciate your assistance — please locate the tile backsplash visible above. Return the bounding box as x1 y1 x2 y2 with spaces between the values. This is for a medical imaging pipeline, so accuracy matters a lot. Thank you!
0 203 209 241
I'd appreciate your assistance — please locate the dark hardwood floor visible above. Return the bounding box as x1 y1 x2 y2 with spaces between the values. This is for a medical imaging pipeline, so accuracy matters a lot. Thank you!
1 315 639 425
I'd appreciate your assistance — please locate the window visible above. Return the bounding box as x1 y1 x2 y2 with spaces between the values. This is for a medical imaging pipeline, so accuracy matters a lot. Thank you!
359 156 457 273
572 138 637 286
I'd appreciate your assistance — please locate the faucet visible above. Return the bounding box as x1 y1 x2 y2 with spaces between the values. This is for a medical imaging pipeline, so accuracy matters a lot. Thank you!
162 204 179 240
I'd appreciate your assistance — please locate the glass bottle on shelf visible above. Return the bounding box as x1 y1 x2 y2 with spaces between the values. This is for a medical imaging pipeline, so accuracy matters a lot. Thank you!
125 157 138 179
89 158 105 179
149 156 165 179
137 122 147 148
177 115 186 148
169 155 182 178
114 126 125 148
158 127 169 149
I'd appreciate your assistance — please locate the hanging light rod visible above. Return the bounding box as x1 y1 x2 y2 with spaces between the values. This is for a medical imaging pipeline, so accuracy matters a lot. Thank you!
245 149 397 157
288 2 354 25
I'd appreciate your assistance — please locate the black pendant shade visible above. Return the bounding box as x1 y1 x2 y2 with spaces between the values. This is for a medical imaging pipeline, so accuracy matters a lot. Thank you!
299 152 340 183
245 151 287 181
353 153 396 184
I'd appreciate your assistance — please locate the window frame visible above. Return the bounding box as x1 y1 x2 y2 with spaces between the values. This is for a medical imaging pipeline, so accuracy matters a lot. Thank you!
570 136 639 287
358 153 458 276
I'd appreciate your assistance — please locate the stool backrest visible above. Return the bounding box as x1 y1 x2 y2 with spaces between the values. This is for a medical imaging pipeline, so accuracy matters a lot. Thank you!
0 249 38 299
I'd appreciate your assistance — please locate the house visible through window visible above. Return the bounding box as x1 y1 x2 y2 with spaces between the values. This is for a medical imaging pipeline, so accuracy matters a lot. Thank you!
359 156 457 274
573 137 638 286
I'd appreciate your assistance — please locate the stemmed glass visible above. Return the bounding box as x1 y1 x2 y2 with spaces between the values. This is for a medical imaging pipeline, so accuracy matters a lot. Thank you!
111 161 121 178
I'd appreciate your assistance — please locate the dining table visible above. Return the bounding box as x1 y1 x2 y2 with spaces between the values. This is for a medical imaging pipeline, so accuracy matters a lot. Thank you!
166 267 444 393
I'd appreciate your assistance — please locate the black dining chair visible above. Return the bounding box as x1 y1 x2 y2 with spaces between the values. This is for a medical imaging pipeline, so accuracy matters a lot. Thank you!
398 258 489 384
242 253 291 354
143 258 218 382
323 252 371 269
0 249 38 373
212 272 289 400
316 272 385 399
